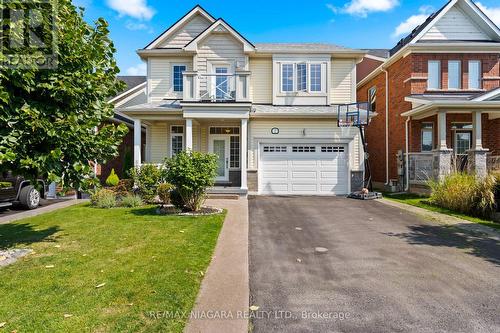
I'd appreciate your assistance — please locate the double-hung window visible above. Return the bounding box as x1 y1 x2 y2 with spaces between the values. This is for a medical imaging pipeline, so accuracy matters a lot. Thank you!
428 60 441 90
170 126 184 156
173 65 187 92
421 123 434 152
281 63 322 93
281 64 294 92
448 60 461 90
468 60 481 90
310 64 321 92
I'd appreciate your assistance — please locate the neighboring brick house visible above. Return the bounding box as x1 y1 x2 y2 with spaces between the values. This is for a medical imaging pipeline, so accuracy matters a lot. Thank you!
97 76 147 182
357 50 389 82
357 0 500 192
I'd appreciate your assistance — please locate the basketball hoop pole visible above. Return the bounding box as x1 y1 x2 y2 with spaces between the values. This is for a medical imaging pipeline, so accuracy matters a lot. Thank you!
337 102 373 192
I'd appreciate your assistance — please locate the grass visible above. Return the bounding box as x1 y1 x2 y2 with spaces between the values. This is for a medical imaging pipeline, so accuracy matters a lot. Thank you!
0 204 225 332
384 192 500 231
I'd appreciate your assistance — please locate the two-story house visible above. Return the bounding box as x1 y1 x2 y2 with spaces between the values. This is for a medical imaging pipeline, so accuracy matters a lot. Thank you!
116 5 366 196
357 0 500 192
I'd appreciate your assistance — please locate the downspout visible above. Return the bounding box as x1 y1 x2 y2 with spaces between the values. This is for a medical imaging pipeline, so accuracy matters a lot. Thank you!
405 117 410 191
383 69 389 185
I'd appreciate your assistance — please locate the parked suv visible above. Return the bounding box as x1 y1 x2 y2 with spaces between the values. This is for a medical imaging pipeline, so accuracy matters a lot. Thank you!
0 172 47 210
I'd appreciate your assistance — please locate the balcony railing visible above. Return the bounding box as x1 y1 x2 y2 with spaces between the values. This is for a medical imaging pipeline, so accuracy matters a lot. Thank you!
183 71 250 103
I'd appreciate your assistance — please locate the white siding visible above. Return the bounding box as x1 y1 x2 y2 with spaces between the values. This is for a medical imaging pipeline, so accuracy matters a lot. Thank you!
149 57 193 102
248 119 362 171
148 121 200 163
249 58 272 104
119 90 147 108
158 15 212 48
422 6 490 41
331 59 355 104
196 33 246 92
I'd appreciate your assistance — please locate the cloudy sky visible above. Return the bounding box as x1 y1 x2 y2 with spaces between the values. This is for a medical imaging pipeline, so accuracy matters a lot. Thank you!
74 0 500 76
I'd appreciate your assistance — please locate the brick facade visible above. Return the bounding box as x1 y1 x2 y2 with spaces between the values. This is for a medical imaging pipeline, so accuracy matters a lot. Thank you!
358 53 500 185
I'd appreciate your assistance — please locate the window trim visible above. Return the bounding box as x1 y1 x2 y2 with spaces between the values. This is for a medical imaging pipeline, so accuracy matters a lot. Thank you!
468 60 482 90
280 62 325 94
172 64 187 93
427 60 441 90
281 63 295 93
170 125 184 157
448 60 462 90
309 63 322 92
420 122 434 152
368 86 377 112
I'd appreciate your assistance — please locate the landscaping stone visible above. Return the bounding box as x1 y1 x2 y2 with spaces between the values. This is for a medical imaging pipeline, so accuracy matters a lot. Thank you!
0 249 32 267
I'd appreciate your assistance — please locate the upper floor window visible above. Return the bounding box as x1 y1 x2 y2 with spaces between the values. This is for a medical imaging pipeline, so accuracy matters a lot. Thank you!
368 86 376 112
281 62 323 93
173 65 187 92
310 64 322 92
281 64 294 92
296 63 307 91
428 60 441 90
468 60 481 90
448 60 461 90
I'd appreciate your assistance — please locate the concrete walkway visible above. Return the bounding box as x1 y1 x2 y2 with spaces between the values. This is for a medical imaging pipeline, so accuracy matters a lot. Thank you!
379 198 500 241
185 196 249 333
0 199 86 225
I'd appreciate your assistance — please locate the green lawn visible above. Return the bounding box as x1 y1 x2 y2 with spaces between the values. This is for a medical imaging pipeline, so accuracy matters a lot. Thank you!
384 193 500 230
0 204 225 332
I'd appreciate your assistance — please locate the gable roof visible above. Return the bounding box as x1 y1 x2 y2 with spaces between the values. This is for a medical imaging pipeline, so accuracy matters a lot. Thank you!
390 0 500 56
184 18 255 52
145 5 216 50
255 43 359 53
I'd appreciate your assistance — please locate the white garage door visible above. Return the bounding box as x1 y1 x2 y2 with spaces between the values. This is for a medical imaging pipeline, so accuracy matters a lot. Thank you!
260 144 349 195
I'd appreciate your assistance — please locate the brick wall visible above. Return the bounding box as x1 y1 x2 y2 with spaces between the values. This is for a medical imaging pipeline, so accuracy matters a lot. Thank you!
410 53 500 93
357 57 384 83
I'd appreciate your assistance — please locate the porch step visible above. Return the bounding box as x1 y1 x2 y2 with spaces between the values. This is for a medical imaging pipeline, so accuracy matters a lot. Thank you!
207 193 241 200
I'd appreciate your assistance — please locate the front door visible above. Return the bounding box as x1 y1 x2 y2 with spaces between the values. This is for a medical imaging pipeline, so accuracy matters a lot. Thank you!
210 136 230 181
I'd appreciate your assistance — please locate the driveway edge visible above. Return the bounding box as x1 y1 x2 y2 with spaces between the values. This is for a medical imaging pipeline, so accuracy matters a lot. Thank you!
378 198 500 241
0 199 87 225
184 197 249 333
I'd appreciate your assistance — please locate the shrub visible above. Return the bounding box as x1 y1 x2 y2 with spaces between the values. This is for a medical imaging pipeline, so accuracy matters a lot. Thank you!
122 149 133 178
157 183 174 205
106 169 120 187
165 151 218 212
0 181 12 188
120 194 143 208
130 164 165 202
109 179 133 197
170 189 185 210
90 189 117 208
429 172 497 218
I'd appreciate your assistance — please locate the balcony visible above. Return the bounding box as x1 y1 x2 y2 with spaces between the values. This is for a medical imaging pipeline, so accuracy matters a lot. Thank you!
182 71 250 103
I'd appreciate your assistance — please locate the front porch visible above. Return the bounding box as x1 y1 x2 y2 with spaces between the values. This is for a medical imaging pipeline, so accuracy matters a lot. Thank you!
121 105 250 193
405 108 500 187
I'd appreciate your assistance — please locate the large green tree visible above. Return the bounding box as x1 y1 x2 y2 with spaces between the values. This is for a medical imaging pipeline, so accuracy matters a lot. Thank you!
0 0 127 190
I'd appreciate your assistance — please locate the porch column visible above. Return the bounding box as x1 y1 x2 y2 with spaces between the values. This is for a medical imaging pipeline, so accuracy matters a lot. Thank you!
433 111 452 180
240 118 248 190
185 118 193 151
468 111 489 177
133 119 141 166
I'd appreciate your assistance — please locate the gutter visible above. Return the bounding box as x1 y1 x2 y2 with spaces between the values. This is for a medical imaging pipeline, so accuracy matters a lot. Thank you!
383 69 389 185
405 117 410 191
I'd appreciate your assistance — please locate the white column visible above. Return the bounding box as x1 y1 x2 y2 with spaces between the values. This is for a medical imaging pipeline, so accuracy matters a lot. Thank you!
472 111 483 150
437 111 448 150
240 118 248 190
133 119 141 166
185 118 193 151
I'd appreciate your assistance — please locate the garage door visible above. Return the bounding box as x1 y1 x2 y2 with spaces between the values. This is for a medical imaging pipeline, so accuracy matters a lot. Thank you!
260 144 349 195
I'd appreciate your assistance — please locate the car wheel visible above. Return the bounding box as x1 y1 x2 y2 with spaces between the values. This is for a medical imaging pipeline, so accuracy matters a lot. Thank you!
19 185 40 210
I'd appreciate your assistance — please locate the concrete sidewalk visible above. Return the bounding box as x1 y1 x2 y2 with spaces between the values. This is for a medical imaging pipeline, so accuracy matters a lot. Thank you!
0 199 86 225
185 197 249 333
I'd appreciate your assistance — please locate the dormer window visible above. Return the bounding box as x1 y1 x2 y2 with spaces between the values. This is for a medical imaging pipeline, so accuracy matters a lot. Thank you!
280 62 324 93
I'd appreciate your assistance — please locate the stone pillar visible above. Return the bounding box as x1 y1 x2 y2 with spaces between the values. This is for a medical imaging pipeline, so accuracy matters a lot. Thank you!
185 118 193 151
133 119 141 166
468 111 489 177
433 112 452 180
240 118 248 190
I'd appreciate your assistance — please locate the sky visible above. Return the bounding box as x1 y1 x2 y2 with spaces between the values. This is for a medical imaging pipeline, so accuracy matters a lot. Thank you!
73 0 500 76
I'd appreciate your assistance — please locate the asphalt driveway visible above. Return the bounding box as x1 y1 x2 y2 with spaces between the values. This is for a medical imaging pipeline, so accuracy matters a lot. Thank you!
249 196 500 333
